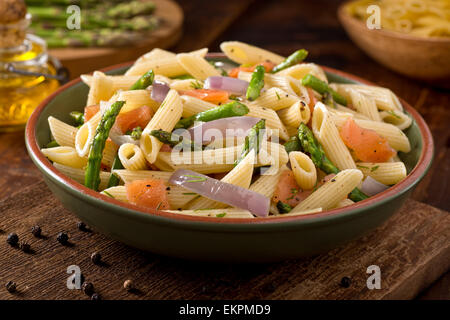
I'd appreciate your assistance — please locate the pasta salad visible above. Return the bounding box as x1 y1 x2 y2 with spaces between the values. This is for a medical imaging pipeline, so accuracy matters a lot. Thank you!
41 41 412 219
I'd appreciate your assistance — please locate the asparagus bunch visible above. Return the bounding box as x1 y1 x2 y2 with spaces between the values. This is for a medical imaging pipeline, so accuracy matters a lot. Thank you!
235 119 266 165
26 0 159 48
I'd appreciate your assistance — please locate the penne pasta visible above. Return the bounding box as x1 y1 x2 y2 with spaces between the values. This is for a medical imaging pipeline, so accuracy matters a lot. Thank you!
48 116 78 148
118 143 147 170
356 162 407 185
220 41 284 65
41 146 87 168
312 103 356 170
291 169 363 211
53 163 111 190
176 53 221 80
277 100 311 128
250 87 299 111
86 71 114 106
349 89 381 122
289 151 317 190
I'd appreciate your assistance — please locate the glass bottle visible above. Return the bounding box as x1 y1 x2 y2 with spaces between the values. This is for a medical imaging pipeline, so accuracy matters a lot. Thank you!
0 13 62 132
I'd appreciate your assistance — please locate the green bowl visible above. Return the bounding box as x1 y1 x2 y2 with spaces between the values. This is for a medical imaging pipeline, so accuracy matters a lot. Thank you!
25 54 434 262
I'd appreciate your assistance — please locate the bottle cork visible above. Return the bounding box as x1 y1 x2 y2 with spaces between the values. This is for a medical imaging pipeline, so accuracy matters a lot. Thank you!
0 0 28 48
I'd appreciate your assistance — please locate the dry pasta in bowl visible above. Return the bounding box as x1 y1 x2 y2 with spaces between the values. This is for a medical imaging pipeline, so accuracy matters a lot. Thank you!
40 41 414 220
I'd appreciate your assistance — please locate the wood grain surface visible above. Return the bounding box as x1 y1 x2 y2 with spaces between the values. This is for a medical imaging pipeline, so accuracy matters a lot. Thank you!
0 181 448 300
0 0 448 299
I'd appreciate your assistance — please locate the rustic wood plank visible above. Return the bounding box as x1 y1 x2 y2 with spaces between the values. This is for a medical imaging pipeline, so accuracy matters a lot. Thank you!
0 181 448 300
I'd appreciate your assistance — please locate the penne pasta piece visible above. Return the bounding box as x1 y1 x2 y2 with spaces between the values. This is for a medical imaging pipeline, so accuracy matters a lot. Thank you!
277 100 311 128
176 53 220 80
102 140 118 168
349 90 381 122
101 186 128 202
125 57 186 77
112 169 173 183
53 163 111 190
81 74 140 91
249 165 289 198
116 90 160 113
268 207 322 217
75 111 102 157
291 169 363 212
160 141 288 174
140 89 183 163
164 208 255 219
276 63 328 83
333 198 354 209
289 151 317 190
118 143 147 170
41 146 87 168
135 48 176 65
325 105 371 120
170 79 203 91
220 41 284 65
356 162 407 185
332 84 403 111
186 150 256 210
48 116 78 147
379 110 412 130
250 87 299 111
312 103 356 170
331 113 411 153
86 71 114 106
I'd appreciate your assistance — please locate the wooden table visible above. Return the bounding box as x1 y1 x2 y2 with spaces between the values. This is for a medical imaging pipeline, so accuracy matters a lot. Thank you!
0 0 448 299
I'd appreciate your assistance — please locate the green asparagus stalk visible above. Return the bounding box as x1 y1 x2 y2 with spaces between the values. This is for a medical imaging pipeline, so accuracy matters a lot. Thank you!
301 74 347 106
69 111 84 126
297 123 368 202
271 49 308 73
284 135 302 153
277 201 292 213
130 70 154 90
235 119 266 165
129 126 143 140
174 101 250 129
106 1 156 19
246 65 265 101
85 101 125 191
150 130 201 151
107 155 124 188
46 140 59 148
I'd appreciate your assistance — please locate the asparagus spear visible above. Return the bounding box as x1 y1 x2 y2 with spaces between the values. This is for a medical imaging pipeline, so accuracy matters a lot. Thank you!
174 101 250 129
46 140 59 148
150 130 201 151
284 135 302 153
297 123 368 202
107 1 156 19
107 155 124 188
235 119 266 165
69 111 84 126
271 49 308 73
130 70 154 90
246 65 265 101
301 74 347 106
277 201 292 213
85 101 125 191
128 126 143 140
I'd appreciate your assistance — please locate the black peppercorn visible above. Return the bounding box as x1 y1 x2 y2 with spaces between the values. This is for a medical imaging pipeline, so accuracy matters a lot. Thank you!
77 221 88 232
57 232 69 245
31 225 42 237
340 276 352 288
91 293 101 300
123 280 133 291
82 282 94 296
5 281 16 293
19 241 31 253
91 252 101 264
6 233 18 246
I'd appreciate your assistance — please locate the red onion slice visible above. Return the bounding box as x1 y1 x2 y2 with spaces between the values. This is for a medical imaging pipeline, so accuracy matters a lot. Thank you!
151 81 170 102
187 116 260 144
204 76 249 96
361 176 389 196
109 125 139 146
169 169 269 217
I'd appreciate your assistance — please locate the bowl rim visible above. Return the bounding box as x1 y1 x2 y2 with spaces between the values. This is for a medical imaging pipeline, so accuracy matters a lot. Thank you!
25 54 434 230
338 1 450 44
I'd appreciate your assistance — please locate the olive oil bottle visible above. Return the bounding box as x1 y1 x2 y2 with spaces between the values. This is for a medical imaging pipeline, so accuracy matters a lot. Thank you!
0 0 62 132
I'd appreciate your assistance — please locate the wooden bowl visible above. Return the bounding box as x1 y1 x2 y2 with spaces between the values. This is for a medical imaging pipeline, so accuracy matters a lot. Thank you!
338 2 450 83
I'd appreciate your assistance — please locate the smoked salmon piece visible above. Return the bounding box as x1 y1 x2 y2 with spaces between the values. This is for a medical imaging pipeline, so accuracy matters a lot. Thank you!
126 179 170 211
340 118 396 162
84 105 100 122
180 89 229 105
115 105 153 133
